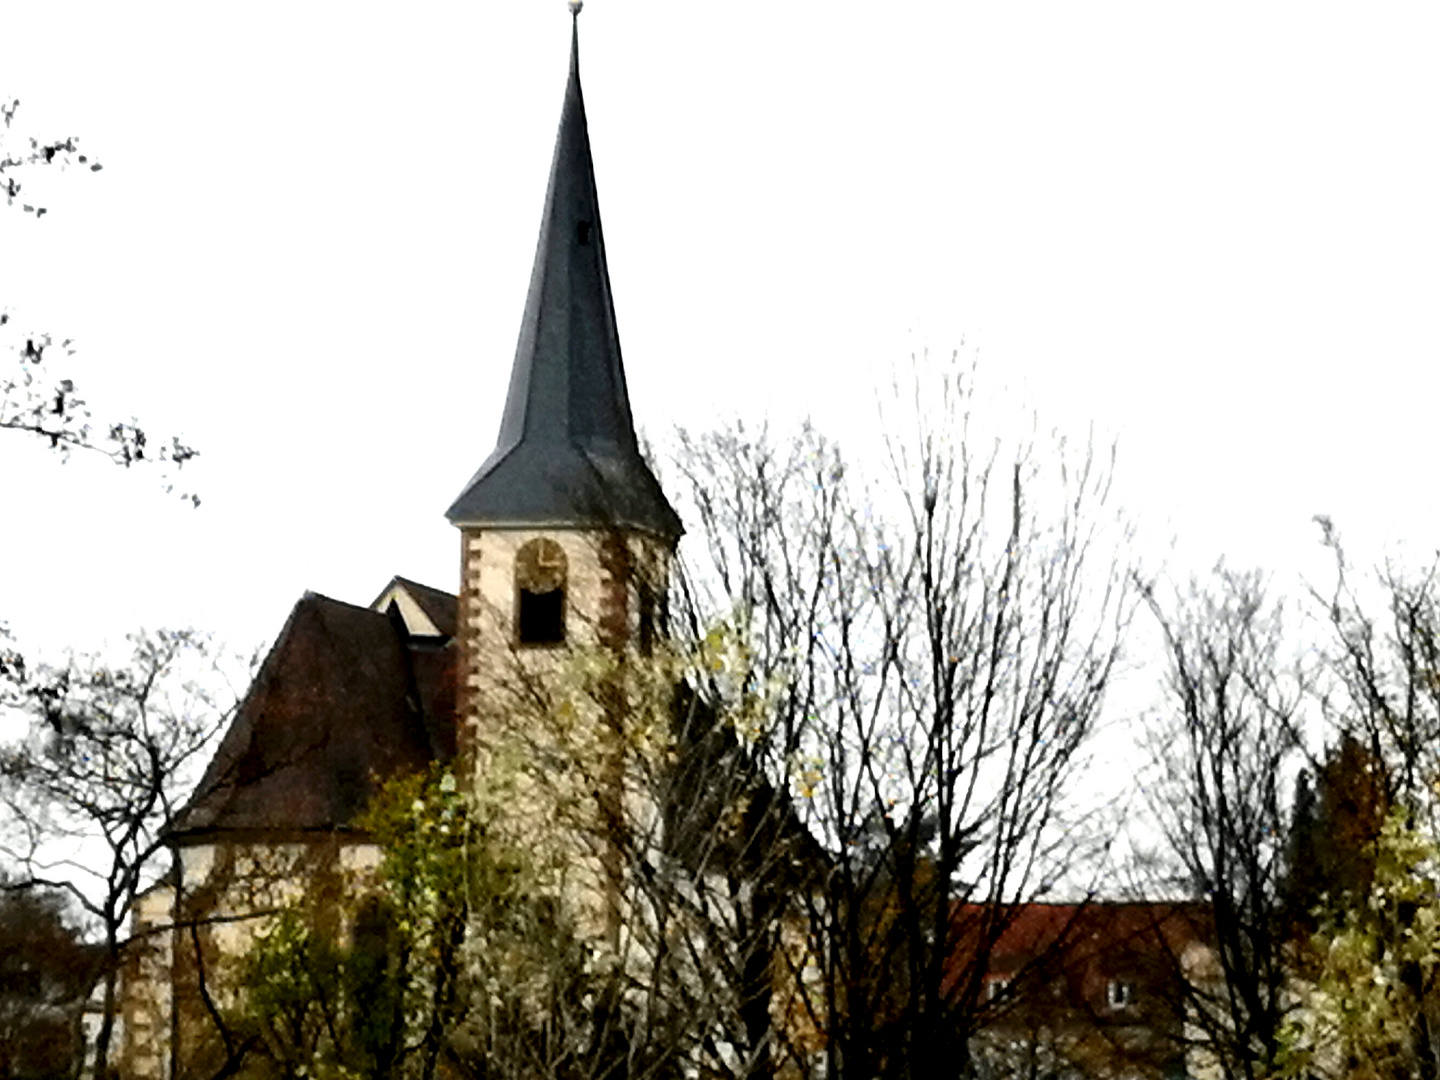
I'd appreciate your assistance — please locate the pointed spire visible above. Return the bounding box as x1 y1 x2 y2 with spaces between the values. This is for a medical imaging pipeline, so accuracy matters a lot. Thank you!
447 16 681 540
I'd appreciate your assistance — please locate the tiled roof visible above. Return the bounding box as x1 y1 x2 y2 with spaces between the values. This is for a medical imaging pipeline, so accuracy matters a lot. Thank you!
947 901 1212 1004
171 591 457 840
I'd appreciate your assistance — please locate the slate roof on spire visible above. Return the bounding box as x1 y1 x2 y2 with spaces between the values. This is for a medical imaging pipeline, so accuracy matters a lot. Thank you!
447 19 681 540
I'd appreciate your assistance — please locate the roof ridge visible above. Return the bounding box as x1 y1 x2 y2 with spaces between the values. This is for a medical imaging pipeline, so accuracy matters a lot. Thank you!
389 576 457 600
304 589 394 619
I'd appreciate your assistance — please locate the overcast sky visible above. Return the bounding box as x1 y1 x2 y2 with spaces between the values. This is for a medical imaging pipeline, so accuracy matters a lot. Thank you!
3 1 1438 661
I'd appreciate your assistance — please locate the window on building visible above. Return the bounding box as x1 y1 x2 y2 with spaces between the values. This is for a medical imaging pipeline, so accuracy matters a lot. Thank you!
985 976 1010 1002
516 538 567 645
1106 979 1134 1009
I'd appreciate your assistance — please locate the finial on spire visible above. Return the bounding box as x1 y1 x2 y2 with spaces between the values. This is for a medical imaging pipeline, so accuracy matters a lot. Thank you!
568 0 583 15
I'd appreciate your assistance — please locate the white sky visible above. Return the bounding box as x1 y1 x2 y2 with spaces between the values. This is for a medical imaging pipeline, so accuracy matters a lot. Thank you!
2 1 1438 662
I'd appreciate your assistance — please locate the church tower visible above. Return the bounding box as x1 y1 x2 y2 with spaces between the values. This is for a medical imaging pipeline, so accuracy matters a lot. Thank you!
446 14 681 753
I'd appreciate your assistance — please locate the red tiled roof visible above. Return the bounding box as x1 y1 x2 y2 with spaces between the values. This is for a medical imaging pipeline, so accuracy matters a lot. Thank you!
946 901 1211 1002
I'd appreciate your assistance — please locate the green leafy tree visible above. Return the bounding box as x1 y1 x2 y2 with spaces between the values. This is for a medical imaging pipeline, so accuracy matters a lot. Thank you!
1278 807 1440 1080
233 763 600 1080
227 617 805 1080
231 768 471 1079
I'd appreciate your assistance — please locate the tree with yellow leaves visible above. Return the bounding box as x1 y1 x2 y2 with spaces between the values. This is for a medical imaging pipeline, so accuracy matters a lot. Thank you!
1278 806 1440 1080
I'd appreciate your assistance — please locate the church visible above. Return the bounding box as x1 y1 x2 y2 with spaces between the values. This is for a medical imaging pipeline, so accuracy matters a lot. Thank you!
118 9 707 1076
165 4 679 851
113 12 1219 1078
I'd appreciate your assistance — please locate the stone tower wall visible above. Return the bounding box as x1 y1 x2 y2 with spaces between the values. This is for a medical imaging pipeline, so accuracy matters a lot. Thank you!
455 527 673 750
454 526 674 945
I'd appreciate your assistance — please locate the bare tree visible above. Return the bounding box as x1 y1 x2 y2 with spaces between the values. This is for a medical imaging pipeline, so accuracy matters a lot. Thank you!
1312 517 1440 812
198 360 1131 1080
1137 567 1310 1080
1 98 198 495
1 97 102 218
671 359 1132 1079
0 629 235 1078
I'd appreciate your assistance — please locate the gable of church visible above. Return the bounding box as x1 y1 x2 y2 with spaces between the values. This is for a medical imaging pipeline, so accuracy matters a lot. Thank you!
172 590 457 842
